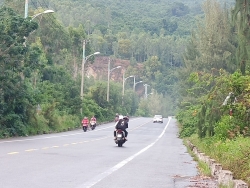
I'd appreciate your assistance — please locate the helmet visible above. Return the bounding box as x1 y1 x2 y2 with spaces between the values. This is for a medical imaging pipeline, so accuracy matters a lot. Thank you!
116 113 119 116
118 115 124 120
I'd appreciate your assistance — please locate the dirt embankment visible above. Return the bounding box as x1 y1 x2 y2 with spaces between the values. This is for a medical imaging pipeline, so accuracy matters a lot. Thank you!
86 56 145 96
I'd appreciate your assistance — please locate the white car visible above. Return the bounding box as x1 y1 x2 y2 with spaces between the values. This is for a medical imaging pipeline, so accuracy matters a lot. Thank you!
153 115 163 123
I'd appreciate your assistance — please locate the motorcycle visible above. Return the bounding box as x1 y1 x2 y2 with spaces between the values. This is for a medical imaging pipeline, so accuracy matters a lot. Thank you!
115 129 126 147
90 121 96 130
82 124 88 132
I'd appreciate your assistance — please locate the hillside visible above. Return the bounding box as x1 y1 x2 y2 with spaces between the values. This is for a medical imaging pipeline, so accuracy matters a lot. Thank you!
86 56 145 96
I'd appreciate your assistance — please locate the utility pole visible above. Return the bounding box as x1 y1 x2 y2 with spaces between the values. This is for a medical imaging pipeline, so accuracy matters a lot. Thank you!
80 40 86 101
107 57 110 102
144 84 150 99
133 76 136 91
80 40 86 115
107 58 121 102
25 0 28 18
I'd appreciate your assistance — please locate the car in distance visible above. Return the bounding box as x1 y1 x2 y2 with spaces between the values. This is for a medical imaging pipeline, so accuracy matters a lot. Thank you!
153 115 163 123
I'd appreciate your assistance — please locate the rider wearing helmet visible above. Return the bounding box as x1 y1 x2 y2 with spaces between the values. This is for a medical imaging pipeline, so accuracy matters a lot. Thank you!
115 113 119 122
123 115 129 124
114 115 128 141
81 116 89 131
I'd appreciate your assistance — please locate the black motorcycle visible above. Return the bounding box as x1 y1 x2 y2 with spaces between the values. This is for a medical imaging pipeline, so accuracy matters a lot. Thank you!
82 125 88 132
115 129 126 147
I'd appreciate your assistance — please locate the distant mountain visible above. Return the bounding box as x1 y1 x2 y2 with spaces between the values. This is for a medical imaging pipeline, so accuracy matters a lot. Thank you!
45 0 207 36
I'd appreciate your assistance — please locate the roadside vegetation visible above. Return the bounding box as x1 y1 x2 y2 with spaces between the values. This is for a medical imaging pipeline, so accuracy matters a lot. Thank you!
1 0 249 184
177 0 250 185
0 0 205 137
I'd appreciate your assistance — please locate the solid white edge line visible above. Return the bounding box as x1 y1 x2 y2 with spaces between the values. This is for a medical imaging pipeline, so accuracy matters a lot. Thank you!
76 117 172 188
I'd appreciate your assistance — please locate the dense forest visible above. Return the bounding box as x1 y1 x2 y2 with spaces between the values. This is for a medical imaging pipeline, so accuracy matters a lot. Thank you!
1 0 209 137
1 0 250 184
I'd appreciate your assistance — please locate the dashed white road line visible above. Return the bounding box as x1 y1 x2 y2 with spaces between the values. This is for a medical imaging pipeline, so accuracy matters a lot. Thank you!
25 149 38 152
7 152 19 155
76 117 171 188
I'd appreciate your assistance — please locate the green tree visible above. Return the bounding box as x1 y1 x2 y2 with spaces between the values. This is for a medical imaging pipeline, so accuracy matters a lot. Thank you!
0 6 38 136
232 0 250 75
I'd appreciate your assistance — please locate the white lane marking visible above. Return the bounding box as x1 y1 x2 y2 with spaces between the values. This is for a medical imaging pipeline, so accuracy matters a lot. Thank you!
7 152 19 155
25 149 38 152
77 117 172 188
0 118 142 144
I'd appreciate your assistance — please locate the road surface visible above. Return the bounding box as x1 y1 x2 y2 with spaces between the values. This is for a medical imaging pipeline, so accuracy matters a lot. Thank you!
0 117 217 188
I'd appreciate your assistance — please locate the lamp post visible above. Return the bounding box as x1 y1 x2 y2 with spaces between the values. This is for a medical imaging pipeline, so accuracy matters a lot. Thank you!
80 40 100 100
134 80 143 91
25 0 29 18
123 74 134 96
122 74 133 105
107 57 121 102
143 84 150 99
80 42 100 114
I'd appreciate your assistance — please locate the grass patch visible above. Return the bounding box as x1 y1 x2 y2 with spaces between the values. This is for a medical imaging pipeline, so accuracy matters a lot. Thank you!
197 160 211 176
189 135 250 186
218 181 234 188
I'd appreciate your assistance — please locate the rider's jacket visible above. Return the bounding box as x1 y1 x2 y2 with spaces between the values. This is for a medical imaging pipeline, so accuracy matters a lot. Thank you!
115 119 128 130
82 118 89 126
91 117 96 122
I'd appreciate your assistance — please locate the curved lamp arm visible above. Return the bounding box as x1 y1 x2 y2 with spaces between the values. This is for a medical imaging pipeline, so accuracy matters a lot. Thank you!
31 10 54 21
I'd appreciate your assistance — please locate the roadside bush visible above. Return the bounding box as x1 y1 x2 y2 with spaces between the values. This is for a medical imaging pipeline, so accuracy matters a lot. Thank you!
0 114 28 137
176 106 198 137
27 113 49 135
214 116 234 141
56 113 80 131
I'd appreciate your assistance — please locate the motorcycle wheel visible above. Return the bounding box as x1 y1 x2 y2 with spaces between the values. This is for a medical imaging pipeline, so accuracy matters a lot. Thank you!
118 140 123 147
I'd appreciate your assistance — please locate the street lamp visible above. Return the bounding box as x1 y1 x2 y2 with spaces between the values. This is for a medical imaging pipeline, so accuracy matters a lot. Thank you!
25 0 54 19
107 57 121 102
31 10 54 21
122 74 133 105
80 40 100 100
23 9 54 47
134 80 143 91
123 74 134 96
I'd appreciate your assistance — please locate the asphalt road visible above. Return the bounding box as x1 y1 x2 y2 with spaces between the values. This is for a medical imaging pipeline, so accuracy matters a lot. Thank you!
0 117 217 188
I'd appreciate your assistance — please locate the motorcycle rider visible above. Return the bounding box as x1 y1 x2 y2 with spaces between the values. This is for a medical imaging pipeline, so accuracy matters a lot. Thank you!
114 113 119 122
90 115 97 128
124 115 129 123
91 115 96 122
114 115 128 141
82 116 89 131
